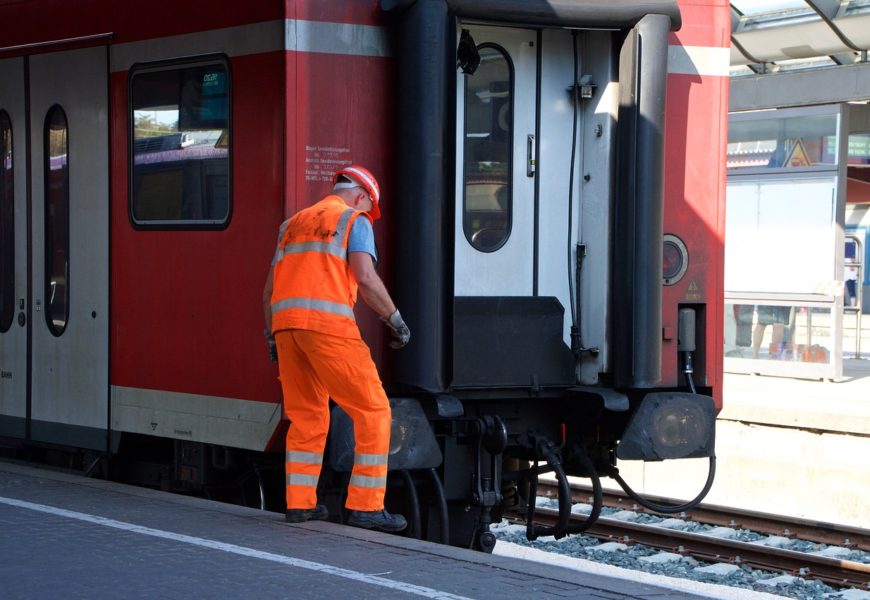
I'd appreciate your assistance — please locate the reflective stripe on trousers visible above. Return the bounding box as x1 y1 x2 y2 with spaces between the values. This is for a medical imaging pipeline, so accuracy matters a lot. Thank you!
349 452 388 492
349 474 387 489
285 451 324 503
286 473 319 487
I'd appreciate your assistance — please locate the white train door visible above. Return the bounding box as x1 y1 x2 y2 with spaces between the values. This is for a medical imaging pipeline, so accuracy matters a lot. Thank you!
454 26 589 331
0 58 27 439
28 46 109 449
454 25 537 297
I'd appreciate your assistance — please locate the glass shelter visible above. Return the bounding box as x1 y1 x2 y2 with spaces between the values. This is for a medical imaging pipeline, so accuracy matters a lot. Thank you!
724 104 848 379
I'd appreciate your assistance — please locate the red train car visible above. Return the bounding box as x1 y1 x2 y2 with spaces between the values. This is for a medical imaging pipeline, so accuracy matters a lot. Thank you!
0 0 729 549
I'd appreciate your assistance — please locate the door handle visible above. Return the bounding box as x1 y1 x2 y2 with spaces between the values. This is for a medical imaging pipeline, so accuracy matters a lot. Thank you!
527 134 536 177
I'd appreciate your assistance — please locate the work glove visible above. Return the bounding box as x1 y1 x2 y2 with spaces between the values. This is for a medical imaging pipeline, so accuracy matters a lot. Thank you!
264 329 278 363
382 309 410 349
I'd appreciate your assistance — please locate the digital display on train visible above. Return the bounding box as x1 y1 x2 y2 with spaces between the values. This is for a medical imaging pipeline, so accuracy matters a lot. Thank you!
179 68 228 130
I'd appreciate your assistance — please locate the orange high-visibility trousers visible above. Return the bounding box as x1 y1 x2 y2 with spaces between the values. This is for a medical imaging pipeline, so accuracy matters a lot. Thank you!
276 328 391 512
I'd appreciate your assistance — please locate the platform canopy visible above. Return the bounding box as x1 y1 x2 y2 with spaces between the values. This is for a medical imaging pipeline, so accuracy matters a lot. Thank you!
729 1 870 110
730 1 870 74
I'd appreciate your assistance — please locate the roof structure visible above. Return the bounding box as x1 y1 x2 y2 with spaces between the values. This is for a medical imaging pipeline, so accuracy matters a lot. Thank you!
728 2 870 111
730 0 870 75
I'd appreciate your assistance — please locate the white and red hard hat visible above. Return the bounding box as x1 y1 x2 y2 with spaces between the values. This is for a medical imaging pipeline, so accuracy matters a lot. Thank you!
333 165 381 221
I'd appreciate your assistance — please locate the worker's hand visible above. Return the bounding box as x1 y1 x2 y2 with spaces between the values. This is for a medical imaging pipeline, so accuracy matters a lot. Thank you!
382 309 410 349
264 329 278 363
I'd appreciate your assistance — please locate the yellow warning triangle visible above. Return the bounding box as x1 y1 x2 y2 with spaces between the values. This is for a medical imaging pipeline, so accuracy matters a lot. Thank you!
784 139 812 168
688 280 699 292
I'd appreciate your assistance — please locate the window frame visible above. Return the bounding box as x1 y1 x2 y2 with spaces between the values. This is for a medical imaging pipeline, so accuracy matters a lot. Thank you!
0 109 14 333
462 42 515 253
727 104 842 176
127 54 233 231
43 104 70 337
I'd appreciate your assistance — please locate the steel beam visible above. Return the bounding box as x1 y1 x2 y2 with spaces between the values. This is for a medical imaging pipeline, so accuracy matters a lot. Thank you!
730 62 870 111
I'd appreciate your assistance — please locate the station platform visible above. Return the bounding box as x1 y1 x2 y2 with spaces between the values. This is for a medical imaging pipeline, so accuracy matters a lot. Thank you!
0 460 731 600
611 358 870 530
720 358 870 435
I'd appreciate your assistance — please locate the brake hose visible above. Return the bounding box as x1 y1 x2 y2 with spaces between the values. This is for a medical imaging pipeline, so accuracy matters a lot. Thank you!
612 455 717 514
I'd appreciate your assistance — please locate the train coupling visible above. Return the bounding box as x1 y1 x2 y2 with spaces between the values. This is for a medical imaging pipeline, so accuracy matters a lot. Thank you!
469 416 507 552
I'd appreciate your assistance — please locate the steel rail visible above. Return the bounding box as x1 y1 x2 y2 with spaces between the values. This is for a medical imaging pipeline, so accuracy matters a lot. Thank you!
538 480 870 552
507 507 870 589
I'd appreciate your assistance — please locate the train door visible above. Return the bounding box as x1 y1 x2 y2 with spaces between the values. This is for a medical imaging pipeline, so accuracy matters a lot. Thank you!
28 47 109 450
0 58 27 439
455 26 536 296
452 25 603 388
454 25 587 330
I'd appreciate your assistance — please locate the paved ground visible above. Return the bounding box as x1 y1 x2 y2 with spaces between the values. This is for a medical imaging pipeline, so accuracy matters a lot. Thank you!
0 461 717 600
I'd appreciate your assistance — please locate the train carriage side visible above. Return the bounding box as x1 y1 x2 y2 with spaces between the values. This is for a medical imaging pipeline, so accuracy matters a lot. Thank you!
0 0 730 552
661 0 730 403
109 17 287 462
105 2 397 485
0 2 291 467
0 0 403 500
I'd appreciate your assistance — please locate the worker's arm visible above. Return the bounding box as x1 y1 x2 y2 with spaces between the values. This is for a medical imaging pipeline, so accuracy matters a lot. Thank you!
349 252 410 348
263 268 274 332
262 268 277 362
349 251 396 318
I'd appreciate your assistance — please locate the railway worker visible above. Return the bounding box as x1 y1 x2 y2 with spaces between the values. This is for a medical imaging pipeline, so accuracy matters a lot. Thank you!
262 165 410 533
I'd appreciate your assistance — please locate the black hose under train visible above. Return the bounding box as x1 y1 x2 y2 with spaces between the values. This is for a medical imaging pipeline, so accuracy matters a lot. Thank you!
613 455 716 514
526 440 603 540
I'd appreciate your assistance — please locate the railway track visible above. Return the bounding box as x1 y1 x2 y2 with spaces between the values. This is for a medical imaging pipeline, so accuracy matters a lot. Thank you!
504 482 870 590
539 481 870 552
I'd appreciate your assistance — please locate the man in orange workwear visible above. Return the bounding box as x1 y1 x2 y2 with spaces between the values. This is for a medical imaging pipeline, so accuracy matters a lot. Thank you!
263 165 409 533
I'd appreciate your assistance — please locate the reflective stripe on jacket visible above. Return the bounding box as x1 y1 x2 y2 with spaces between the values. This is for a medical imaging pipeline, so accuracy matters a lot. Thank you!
270 196 363 339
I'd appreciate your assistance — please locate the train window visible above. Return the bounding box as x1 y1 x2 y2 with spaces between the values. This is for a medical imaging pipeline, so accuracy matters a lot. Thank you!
463 44 512 252
44 105 69 337
129 59 230 228
0 110 13 333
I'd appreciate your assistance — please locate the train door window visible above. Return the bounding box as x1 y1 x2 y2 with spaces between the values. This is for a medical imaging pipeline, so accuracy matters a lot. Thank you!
44 105 69 337
129 58 230 228
0 110 13 332
463 44 512 252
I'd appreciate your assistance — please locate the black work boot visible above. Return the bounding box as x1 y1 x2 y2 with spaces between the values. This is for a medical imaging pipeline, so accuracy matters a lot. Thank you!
346 509 407 532
285 504 329 523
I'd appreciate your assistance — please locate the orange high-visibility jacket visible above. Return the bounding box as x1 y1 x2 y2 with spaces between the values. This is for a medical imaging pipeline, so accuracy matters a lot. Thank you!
270 195 365 339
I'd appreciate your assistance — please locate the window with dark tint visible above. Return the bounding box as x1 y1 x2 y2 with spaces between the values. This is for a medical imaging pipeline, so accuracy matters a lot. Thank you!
44 105 69 336
0 110 13 332
463 44 512 252
130 60 230 227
